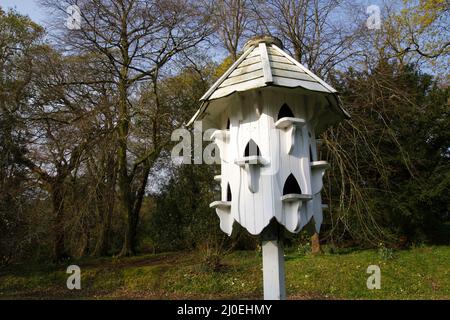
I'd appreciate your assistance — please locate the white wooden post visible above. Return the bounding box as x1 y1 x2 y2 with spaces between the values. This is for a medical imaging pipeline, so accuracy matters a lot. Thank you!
262 222 286 300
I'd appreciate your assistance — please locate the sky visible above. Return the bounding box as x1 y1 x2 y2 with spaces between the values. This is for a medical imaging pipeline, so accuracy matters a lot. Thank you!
2 0 387 28
1 0 46 24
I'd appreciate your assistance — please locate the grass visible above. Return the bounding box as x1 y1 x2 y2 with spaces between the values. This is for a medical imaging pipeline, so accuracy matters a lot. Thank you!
0 246 449 299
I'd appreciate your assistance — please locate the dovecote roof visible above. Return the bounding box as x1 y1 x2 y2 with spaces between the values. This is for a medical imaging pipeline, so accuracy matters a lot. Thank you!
188 36 349 126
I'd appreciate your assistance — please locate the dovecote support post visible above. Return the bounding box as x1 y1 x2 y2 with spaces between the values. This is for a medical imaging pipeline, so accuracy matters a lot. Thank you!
262 222 286 300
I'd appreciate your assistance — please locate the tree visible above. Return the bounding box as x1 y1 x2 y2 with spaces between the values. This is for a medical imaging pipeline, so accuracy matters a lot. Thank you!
322 60 449 246
0 8 60 261
0 6 115 260
386 0 449 61
212 0 254 61
255 0 361 77
12 49 113 260
41 0 212 255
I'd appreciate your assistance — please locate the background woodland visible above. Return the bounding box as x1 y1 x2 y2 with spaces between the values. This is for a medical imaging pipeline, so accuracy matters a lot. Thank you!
0 0 448 267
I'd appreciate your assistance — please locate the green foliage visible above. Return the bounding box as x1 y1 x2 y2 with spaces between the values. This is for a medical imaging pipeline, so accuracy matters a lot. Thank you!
378 243 397 261
323 61 450 246
1 2 448 267
296 242 312 256
0 7 47 265
147 164 223 252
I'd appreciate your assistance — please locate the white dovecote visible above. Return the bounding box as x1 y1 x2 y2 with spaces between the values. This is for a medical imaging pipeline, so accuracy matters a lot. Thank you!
191 36 348 236
190 36 349 299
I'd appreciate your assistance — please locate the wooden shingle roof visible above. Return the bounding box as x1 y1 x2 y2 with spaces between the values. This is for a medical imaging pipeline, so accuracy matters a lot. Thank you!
202 36 337 101
188 36 349 126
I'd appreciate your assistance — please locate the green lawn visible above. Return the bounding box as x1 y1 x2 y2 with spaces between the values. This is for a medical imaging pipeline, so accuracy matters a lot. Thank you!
0 246 449 299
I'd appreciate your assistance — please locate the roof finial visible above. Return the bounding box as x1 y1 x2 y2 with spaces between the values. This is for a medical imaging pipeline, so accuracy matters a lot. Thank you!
243 35 283 52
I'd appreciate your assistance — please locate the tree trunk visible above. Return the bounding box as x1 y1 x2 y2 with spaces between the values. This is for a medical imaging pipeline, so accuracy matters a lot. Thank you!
122 207 138 256
311 232 322 254
121 163 151 256
93 197 114 256
93 158 116 257
117 54 134 255
94 221 108 256
51 179 68 261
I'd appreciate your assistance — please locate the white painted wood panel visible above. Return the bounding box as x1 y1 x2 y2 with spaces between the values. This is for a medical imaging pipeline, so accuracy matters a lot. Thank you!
200 45 255 101
239 56 261 67
220 69 264 87
267 47 284 56
209 77 265 100
269 61 304 72
262 239 286 300
259 43 273 83
229 62 263 77
271 44 338 93
268 55 292 63
271 68 316 82
247 46 261 58
273 76 330 92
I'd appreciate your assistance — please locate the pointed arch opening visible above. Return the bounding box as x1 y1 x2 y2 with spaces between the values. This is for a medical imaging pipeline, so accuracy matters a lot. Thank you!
226 183 232 201
226 118 230 130
283 174 302 195
277 103 294 120
244 139 261 157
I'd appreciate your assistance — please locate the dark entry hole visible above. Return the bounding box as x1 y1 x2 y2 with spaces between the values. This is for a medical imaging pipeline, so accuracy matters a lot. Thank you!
283 174 302 195
227 183 232 201
277 103 294 120
244 139 261 157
